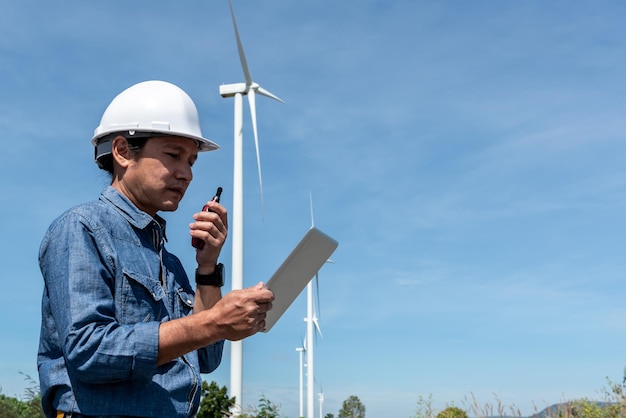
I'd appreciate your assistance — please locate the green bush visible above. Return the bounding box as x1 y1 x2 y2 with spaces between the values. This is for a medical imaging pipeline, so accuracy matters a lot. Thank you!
436 406 468 418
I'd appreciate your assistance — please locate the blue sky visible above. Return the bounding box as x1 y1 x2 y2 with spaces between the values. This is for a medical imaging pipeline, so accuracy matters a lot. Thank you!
2 1 626 417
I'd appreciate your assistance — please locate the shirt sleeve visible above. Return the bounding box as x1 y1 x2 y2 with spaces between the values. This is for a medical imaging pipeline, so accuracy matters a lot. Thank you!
40 210 160 385
197 340 224 374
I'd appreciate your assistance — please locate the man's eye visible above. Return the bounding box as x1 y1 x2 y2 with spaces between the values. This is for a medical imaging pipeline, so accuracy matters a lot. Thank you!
166 153 179 159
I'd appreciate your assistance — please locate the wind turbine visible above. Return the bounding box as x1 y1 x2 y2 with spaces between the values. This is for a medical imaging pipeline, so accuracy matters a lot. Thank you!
306 193 330 418
220 0 283 414
295 338 306 418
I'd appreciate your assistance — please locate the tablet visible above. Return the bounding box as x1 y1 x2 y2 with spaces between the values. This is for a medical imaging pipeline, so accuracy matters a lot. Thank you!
262 227 338 332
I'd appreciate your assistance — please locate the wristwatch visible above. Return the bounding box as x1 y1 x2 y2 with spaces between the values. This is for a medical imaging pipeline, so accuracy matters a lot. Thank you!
195 263 224 287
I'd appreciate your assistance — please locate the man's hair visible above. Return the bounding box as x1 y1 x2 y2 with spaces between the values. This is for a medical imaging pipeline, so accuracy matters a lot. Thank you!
97 135 150 174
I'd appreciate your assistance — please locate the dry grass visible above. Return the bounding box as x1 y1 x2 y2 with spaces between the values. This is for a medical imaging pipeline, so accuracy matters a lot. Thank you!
412 372 626 418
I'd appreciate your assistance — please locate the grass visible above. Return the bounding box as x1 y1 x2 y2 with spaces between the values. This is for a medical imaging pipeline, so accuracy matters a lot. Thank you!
412 370 626 418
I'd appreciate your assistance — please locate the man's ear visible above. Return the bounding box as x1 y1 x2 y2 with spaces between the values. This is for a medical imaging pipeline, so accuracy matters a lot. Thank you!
111 135 132 168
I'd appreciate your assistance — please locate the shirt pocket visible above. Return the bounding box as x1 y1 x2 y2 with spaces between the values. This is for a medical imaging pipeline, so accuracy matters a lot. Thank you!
120 268 167 324
174 287 195 318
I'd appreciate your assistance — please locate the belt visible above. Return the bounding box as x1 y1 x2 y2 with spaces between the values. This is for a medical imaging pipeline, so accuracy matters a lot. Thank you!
56 412 86 418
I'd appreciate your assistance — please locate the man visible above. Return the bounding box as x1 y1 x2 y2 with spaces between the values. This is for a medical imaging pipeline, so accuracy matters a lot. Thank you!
37 80 274 418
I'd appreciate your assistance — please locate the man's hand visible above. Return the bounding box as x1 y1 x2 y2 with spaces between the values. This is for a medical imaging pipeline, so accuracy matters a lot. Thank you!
157 283 273 365
210 283 275 340
189 200 228 271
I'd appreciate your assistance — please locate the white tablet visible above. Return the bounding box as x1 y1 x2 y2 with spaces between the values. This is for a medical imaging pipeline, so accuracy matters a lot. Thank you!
262 227 338 332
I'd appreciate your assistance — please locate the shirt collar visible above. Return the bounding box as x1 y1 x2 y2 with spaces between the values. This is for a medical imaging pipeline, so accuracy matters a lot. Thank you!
100 186 167 239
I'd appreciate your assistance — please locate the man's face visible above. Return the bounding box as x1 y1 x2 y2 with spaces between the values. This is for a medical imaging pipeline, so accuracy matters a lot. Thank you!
121 136 198 216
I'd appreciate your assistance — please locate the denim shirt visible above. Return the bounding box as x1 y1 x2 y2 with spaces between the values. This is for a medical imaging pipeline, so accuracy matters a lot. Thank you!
38 186 224 418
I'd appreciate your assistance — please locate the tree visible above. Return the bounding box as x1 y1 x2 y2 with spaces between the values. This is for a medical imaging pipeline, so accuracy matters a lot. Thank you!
0 391 44 418
338 395 365 418
436 406 468 418
0 374 44 418
239 394 285 418
197 380 236 418
325 414 335 418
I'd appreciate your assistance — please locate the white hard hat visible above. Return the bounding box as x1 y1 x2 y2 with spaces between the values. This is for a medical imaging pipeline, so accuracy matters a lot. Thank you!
92 80 219 162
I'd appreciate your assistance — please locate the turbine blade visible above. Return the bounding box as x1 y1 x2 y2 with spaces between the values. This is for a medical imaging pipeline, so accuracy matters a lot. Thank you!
228 0 252 85
315 272 321 321
309 191 315 228
247 90 265 218
257 86 285 103
312 316 323 339
312 273 323 341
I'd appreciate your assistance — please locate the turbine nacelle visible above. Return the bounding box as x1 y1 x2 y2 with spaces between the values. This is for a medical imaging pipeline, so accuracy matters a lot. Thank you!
219 82 248 97
219 82 284 102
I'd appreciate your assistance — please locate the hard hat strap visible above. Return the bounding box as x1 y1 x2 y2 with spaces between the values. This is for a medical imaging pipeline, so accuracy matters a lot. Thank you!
94 131 155 161
94 140 113 161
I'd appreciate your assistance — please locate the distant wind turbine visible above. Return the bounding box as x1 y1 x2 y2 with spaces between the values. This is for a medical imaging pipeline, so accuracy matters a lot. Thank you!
296 338 306 418
318 389 324 418
220 0 283 414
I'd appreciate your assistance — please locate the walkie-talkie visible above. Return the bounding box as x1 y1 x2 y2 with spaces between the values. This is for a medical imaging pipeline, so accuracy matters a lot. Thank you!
191 187 223 250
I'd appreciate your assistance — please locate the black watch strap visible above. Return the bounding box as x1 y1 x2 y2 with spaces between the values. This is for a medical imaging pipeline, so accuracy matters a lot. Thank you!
195 263 224 287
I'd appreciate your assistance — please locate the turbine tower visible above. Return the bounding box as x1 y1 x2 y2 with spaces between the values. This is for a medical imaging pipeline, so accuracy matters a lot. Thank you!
220 0 283 414
306 193 328 418
306 274 323 418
